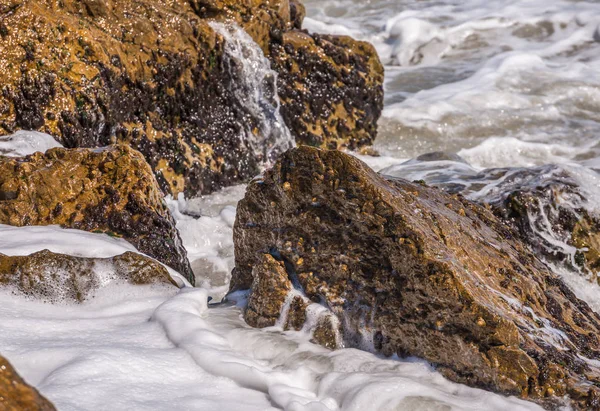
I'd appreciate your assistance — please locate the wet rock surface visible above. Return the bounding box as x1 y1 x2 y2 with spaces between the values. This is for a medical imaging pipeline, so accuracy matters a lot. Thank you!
492 172 600 280
0 0 384 196
232 146 600 409
381 160 600 283
0 249 176 302
0 355 56 411
0 145 193 284
244 253 340 348
271 30 384 150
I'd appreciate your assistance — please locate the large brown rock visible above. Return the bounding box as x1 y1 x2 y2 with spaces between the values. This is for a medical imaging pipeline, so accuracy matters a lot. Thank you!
0 0 384 196
382 160 600 284
270 31 384 150
232 146 600 409
0 144 194 284
0 355 55 411
0 249 176 302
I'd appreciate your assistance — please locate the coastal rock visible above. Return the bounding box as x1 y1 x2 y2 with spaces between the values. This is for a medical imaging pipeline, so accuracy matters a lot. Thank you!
494 173 600 280
270 31 384 149
0 250 176 302
0 0 384 196
0 355 55 410
0 145 194 284
232 146 600 409
244 253 340 348
382 160 600 283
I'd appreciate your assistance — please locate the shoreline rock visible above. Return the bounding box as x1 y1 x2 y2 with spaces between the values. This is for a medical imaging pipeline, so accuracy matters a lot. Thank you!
0 355 56 410
0 0 384 197
0 249 177 302
231 146 600 409
0 144 194 284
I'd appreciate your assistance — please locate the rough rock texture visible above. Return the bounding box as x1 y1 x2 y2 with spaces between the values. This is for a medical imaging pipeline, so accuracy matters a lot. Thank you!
0 0 384 196
0 355 55 411
381 161 600 285
270 31 384 149
244 253 339 348
493 176 600 280
0 249 176 302
232 146 600 409
245 253 291 328
0 144 193 284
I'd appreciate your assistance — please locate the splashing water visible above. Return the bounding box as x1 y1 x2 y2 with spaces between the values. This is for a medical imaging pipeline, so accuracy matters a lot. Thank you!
209 22 295 165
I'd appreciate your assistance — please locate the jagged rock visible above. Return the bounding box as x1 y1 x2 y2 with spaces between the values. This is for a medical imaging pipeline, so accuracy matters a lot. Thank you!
494 174 600 280
270 31 384 150
244 253 340 348
0 355 56 411
0 249 176 302
232 146 600 409
381 161 600 282
245 253 291 328
0 145 194 284
0 0 384 196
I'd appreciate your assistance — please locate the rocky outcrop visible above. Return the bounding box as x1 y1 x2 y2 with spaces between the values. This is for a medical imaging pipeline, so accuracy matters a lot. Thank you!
0 249 176 302
232 146 600 409
0 145 194 284
0 0 384 196
244 253 339 348
270 31 384 150
382 160 600 283
493 173 600 280
0 355 55 410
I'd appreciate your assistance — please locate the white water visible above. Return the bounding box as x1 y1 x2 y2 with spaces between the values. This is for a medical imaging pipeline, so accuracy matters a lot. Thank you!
304 0 600 164
0 130 63 157
2 1 600 410
210 22 295 165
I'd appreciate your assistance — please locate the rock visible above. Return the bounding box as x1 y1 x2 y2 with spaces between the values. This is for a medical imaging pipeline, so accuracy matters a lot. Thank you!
188 0 294 52
232 146 600 409
244 253 340 348
0 0 384 196
0 145 194 284
381 161 600 281
245 253 291 328
493 171 600 280
0 354 56 410
0 249 176 302
270 31 384 150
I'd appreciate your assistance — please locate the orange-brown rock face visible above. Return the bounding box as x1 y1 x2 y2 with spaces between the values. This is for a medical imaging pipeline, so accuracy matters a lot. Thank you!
0 249 176 302
232 146 600 409
271 31 384 150
0 355 55 411
0 0 384 196
0 145 193 284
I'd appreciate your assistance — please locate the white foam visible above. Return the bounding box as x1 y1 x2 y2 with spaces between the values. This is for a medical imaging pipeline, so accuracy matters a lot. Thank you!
0 224 189 288
0 130 63 157
210 22 295 165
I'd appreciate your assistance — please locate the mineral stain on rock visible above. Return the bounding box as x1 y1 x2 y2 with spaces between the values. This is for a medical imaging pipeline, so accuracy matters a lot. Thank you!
232 146 600 409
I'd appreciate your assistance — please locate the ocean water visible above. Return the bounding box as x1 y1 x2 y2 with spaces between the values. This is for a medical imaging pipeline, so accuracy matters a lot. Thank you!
1 1 600 410
304 0 600 166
